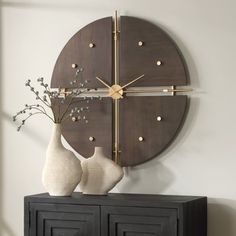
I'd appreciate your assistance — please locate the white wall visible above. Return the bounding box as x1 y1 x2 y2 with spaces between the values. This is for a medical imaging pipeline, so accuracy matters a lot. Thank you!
1 0 236 235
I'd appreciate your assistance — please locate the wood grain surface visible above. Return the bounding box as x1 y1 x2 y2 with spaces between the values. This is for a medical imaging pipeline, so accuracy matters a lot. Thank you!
120 16 189 87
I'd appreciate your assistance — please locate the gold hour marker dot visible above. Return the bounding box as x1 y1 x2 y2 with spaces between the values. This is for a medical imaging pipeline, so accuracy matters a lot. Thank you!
71 64 78 69
156 60 162 66
157 116 162 121
138 137 144 142
89 136 95 142
89 43 95 48
138 41 144 46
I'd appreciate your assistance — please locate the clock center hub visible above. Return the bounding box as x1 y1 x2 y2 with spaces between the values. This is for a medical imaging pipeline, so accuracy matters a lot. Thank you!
109 84 124 100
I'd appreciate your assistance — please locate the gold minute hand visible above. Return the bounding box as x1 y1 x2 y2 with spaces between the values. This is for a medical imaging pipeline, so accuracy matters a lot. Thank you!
109 74 145 96
121 74 145 89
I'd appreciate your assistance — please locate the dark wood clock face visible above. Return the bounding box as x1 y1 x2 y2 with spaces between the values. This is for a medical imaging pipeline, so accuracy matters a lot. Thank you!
51 16 189 167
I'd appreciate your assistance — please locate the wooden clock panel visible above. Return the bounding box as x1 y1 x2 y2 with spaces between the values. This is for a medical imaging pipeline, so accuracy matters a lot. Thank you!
61 98 113 158
51 17 113 159
119 96 188 166
51 17 113 89
120 16 188 87
50 15 190 166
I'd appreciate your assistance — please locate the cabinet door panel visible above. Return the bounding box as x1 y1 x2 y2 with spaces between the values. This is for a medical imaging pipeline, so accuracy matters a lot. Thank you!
29 203 100 236
101 206 177 236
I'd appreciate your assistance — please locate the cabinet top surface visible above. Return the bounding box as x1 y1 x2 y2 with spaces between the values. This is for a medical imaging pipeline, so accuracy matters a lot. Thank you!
25 192 206 207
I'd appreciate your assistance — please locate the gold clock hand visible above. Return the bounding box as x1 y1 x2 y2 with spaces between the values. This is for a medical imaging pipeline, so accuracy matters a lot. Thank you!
96 76 112 89
121 74 145 89
109 74 145 97
96 76 124 99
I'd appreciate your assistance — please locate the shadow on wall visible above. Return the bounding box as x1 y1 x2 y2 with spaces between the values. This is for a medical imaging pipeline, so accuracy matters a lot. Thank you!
2 112 48 148
118 161 175 193
208 198 236 236
0 222 15 236
0 1 16 236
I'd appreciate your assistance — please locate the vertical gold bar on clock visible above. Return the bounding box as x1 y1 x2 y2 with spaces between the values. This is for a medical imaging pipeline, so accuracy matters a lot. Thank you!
113 10 120 164
114 10 119 85
114 99 119 164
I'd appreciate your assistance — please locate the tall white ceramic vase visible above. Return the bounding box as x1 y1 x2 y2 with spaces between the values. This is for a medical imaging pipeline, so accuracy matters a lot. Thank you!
79 146 124 195
42 123 82 196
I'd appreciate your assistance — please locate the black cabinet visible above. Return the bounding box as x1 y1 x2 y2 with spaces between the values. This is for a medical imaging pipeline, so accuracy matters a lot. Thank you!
101 206 177 236
28 203 99 236
24 193 207 236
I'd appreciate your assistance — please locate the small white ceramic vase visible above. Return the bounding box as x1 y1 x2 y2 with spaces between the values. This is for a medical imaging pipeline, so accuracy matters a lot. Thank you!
80 147 124 195
42 123 82 196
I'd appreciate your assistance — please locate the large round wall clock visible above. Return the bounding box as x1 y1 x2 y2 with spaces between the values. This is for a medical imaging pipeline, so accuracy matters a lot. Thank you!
51 12 191 167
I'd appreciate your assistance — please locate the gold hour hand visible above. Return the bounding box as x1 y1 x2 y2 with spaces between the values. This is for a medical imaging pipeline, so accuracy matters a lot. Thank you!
96 76 112 89
96 76 123 99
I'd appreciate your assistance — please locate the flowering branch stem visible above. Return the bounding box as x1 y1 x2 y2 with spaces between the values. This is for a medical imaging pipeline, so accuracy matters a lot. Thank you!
59 96 75 123
14 71 95 131
30 107 54 122
33 91 51 108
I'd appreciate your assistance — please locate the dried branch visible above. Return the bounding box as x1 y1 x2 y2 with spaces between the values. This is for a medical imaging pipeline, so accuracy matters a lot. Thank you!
13 68 100 131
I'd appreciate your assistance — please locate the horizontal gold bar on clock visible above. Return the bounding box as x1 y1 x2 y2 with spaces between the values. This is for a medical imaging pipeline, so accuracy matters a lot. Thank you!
124 88 193 93
57 86 192 97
